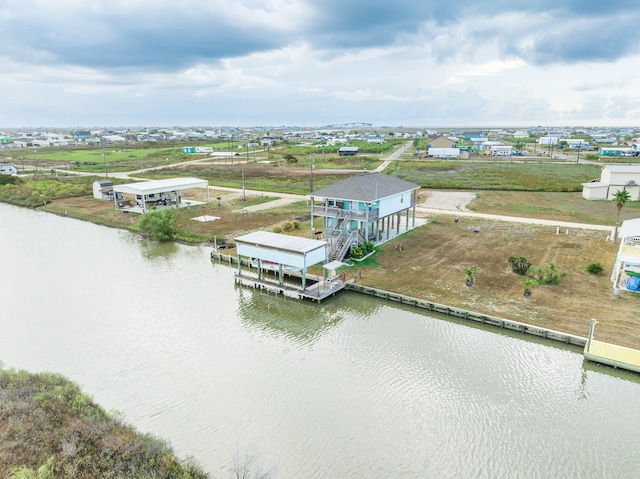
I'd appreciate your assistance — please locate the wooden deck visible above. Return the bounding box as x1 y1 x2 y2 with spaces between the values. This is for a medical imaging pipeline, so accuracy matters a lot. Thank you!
584 340 640 374
235 272 349 302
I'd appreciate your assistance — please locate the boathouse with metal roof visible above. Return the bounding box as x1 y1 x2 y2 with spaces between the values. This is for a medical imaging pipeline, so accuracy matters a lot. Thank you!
234 231 347 301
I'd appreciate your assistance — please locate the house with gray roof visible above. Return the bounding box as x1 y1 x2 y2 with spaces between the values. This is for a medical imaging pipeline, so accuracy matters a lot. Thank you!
309 172 420 261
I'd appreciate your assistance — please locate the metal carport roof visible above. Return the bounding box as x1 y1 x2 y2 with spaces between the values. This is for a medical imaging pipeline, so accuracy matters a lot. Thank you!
113 177 208 195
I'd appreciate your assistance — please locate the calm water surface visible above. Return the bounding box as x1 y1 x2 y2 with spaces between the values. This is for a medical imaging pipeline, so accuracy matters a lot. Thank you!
1 203 640 478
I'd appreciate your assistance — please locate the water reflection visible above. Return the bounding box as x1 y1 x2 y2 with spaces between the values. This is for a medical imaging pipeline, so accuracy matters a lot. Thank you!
139 237 179 259
235 287 388 343
236 287 345 343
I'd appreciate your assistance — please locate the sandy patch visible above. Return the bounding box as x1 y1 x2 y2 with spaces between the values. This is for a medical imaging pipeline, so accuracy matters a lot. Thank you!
421 191 476 211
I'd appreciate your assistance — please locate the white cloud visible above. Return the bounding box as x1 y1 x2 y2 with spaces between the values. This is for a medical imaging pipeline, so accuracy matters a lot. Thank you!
1 1 640 126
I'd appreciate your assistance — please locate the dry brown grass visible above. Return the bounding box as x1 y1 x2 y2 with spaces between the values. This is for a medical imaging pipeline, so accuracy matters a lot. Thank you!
45 192 311 244
350 214 640 349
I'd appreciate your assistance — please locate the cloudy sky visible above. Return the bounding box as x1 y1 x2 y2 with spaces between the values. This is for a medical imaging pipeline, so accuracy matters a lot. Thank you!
1 0 639 128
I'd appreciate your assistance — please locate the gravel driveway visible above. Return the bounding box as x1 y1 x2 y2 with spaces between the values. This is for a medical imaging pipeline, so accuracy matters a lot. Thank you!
421 191 477 211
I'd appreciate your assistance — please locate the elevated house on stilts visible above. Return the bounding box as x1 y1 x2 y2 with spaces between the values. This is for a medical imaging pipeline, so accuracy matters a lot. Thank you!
309 172 421 262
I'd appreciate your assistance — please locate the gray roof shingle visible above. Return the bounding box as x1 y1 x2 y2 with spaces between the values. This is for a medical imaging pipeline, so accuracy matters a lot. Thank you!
309 172 419 202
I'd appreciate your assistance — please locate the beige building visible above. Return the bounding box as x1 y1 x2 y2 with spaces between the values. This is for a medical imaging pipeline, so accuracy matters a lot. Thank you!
582 165 640 201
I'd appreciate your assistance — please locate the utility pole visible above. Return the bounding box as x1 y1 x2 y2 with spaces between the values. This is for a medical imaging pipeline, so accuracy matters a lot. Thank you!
242 167 246 201
576 143 582 165
103 145 108 178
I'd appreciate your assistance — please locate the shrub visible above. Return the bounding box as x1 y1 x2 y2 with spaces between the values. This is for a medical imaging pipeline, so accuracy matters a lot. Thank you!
137 208 176 241
283 154 298 164
508 256 532 275
528 262 567 285
281 221 294 232
350 246 364 259
271 224 283 233
0 175 22 186
362 241 375 254
586 261 603 275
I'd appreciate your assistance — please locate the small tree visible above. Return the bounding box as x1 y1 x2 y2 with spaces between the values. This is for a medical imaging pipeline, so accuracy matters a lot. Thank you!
461 266 477 287
612 188 631 244
521 278 538 298
528 263 567 285
138 208 176 241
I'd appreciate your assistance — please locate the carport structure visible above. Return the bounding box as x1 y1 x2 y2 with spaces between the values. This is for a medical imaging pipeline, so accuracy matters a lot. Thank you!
113 177 209 213
234 231 348 301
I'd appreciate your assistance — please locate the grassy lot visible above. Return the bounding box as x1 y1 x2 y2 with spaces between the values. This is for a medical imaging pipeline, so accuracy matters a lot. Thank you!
44 192 312 244
140 163 370 195
346 215 640 350
386 159 602 191
0 139 258 174
465 190 640 225
0 139 394 175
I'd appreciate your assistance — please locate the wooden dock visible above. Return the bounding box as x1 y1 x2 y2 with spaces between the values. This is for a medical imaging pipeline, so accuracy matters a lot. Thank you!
584 340 640 374
235 272 349 302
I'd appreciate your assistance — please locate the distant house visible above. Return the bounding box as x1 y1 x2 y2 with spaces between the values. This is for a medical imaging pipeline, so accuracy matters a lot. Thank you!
538 136 559 145
309 172 420 261
428 135 457 149
490 145 513 157
598 147 638 157
102 135 127 143
582 165 640 201
427 135 459 158
338 146 359 156
461 131 484 139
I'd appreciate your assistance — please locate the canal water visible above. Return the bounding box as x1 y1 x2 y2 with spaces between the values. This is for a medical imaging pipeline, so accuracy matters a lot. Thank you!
2 202 640 478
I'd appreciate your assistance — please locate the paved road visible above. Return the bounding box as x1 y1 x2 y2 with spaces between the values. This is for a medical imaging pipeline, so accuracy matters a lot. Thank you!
375 141 414 172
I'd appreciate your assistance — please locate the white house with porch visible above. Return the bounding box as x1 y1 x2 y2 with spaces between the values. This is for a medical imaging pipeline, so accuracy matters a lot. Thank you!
611 218 640 295
582 165 640 201
112 177 209 213
309 172 421 262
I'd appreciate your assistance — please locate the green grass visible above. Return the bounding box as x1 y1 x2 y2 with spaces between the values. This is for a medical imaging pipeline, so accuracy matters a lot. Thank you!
385 160 602 191
142 164 355 195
